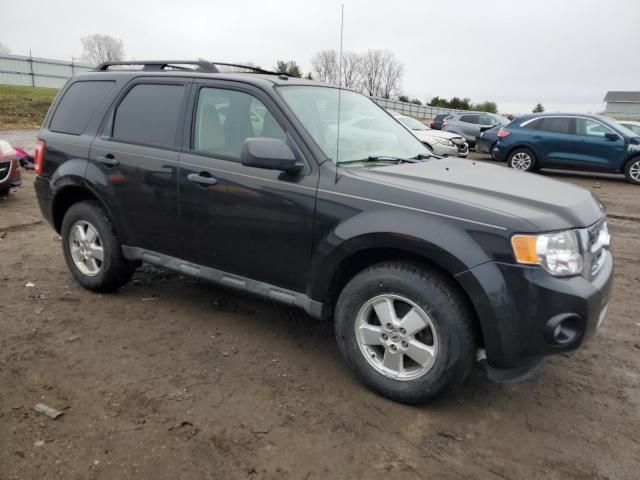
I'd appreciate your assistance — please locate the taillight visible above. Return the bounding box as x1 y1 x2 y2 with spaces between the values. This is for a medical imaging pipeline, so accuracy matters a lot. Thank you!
497 128 511 139
34 140 45 175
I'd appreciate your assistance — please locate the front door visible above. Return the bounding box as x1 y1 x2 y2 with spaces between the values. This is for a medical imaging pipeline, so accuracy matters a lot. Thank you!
573 117 627 172
90 79 190 257
178 82 318 293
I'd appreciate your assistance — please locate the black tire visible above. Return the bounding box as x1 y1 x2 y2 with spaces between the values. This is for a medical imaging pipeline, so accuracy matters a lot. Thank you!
61 200 134 293
624 157 640 185
507 147 537 172
334 262 477 404
0 187 10 197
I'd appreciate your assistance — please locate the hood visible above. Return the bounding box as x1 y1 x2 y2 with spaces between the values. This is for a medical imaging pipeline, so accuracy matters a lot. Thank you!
348 158 603 231
411 129 465 143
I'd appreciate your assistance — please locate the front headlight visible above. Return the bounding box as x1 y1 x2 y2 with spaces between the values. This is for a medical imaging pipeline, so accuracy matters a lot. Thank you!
511 230 583 277
434 137 454 146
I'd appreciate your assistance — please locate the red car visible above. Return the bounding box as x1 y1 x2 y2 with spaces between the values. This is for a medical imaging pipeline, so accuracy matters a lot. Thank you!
0 140 22 196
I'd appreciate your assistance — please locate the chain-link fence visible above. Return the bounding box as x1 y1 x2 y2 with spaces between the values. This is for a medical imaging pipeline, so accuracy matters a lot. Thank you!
0 53 93 89
373 97 469 120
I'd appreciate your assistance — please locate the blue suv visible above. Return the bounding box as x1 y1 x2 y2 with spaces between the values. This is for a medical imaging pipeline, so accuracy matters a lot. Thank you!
493 113 640 184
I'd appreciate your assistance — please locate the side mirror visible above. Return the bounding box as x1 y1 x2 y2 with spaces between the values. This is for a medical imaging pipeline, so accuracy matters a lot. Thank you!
241 138 303 174
604 132 620 141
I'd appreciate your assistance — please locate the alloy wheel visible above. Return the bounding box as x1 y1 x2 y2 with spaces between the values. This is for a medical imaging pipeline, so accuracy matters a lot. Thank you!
69 220 104 276
511 152 532 170
355 294 439 381
630 160 640 182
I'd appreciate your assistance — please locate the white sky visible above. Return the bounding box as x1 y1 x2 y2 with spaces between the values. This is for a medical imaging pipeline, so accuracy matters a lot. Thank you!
3 0 639 115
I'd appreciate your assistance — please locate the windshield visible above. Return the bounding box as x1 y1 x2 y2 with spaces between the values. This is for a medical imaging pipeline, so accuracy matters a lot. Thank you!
612 120 639 137
277 86 429 164
399 117 429 131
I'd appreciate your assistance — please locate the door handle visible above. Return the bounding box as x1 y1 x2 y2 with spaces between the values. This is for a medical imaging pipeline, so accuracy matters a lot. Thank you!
187 172 218 186
532 135 543 140
96 154 119 167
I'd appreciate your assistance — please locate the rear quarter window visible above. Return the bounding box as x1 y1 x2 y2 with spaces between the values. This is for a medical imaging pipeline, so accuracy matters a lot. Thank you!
49 81 116 135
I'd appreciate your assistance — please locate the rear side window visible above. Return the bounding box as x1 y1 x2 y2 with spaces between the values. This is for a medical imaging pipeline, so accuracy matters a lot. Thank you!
112 84 186 148
536 117 572 134
49 81 115 135
459 115 479 124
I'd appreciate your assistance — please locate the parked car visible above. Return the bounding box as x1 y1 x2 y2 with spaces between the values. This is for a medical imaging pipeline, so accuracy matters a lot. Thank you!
475 125 501 158
390 112 468 157
493 113 640 184
34 60 612 404
619 120 640 135
443 112 510 147
430 113 451 130
0 140 22 196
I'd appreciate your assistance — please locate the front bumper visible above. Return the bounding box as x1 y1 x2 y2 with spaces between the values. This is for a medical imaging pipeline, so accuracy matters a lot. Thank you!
475 136 493 155
432 142 468 158
456 250 613 372
0 160 22 188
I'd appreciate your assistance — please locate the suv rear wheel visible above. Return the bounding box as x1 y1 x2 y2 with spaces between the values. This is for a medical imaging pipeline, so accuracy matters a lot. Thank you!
507 148 537 172
334 262 477 404
624 157 640 185
61 200 134 292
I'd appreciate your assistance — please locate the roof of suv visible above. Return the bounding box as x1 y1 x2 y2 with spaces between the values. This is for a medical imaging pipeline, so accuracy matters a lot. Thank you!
74 60 333 89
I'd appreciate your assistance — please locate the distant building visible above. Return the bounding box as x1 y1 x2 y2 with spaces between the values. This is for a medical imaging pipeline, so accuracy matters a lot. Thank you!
604 91 640 120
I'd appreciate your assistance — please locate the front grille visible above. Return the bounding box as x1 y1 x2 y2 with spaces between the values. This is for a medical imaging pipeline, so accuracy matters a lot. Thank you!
0 161 11 182
586 219 609 277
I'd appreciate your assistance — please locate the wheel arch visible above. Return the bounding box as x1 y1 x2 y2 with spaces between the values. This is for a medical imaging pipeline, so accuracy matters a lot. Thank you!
51 182 117 235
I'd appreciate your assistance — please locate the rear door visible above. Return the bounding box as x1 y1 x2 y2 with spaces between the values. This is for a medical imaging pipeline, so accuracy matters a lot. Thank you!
177 81 318 293
89 78 191 257
573 117 627 172
529 117 575 168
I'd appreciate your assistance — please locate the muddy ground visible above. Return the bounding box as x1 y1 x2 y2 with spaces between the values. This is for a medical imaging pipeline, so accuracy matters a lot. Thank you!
1 139 639 479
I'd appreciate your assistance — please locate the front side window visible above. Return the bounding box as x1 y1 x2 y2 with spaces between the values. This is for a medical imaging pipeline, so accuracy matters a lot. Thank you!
112 84 185 148
193 88 285 159
278 86 428 164
575 118 614 138
536 117 572 135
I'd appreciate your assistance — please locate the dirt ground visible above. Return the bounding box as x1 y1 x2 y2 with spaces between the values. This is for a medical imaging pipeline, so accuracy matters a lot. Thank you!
1 138 639 479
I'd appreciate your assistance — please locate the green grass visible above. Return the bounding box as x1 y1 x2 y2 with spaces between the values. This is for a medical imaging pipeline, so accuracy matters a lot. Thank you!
0 84 58 130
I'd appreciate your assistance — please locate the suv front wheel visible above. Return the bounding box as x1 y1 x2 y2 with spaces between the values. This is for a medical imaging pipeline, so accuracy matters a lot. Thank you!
61 200 134 292
334 262 477 404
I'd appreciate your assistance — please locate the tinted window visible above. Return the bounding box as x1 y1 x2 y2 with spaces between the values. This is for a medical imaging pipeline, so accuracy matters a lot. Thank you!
575 118 614 137
536 117 572 134
459 115 479 124
112 84 185 148
194 88 285 159
50 81 115 135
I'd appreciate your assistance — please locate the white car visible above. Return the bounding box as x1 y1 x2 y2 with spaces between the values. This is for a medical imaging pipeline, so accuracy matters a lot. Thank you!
390 112 469 157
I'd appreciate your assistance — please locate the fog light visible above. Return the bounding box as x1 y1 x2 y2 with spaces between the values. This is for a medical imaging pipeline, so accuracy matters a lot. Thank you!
544 314 582 346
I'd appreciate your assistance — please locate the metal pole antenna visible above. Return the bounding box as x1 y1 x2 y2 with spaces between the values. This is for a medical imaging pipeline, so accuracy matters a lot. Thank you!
335 4 344 180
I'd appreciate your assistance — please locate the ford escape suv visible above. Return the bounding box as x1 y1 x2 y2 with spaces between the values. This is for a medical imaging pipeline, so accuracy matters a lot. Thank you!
34 61 613 404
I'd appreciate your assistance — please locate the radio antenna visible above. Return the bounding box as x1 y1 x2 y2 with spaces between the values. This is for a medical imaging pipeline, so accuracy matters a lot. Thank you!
335 4 344 182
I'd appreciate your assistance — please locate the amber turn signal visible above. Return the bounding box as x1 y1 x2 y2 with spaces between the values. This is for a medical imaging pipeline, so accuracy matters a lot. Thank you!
511 235 539 264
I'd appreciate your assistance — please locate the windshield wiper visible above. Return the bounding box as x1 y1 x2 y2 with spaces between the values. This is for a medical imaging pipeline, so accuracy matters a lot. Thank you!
339 155 424 165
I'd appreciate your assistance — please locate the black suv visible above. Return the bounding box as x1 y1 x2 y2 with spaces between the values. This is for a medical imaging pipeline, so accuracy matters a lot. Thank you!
34 61 613 403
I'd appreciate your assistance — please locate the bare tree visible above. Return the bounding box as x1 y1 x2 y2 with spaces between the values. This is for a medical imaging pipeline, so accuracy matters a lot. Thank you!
341 52 361 89
80 34 125 65
379 53 404 99
359 49 387 97
311 50 339 84
0 42 9 55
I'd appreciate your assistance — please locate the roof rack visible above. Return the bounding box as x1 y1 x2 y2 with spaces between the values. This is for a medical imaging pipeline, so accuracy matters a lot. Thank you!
94 60 283 76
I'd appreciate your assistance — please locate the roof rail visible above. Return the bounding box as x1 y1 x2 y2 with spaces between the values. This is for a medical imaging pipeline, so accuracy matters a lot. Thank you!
94 60 283 76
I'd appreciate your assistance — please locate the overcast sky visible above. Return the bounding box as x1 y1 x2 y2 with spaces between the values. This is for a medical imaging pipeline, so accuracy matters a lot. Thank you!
3 0 639 114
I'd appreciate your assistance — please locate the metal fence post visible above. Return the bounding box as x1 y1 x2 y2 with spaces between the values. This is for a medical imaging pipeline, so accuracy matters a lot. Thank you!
29 50 35 87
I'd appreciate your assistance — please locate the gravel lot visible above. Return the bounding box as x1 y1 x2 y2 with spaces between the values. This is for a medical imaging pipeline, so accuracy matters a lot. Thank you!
1 131 639 479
